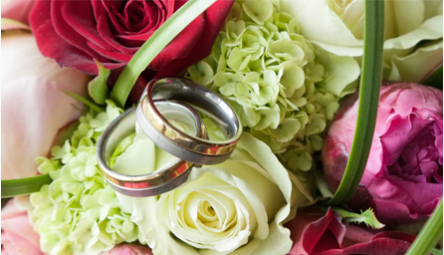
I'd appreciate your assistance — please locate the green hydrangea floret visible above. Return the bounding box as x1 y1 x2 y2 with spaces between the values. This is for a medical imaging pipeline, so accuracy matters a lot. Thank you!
30 101 140 255
187 0 360 172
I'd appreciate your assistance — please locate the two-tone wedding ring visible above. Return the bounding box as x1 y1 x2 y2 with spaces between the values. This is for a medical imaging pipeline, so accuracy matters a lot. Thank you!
136 78 242 165
97 100 207 197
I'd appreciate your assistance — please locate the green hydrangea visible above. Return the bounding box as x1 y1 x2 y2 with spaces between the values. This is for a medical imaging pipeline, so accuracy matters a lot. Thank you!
187 0 360 172
30 101 140 255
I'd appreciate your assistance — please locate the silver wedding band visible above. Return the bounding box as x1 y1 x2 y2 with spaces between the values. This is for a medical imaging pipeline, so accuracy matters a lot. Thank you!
136 78 242 165
97 78 242 197
97 101 206 197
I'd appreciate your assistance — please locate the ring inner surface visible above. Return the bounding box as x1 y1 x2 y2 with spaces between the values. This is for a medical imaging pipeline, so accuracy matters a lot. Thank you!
101 102 200 186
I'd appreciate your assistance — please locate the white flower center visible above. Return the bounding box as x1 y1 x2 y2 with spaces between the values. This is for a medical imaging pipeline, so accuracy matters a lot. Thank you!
325 0 355 16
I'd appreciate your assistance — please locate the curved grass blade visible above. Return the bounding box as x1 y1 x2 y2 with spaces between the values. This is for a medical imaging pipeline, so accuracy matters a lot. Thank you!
328 0 384 205
2 175 52 198
405 199 443 255
111 0 217 107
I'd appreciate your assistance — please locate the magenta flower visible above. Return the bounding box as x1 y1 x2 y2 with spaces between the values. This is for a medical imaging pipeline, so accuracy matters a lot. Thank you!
323 83 443 225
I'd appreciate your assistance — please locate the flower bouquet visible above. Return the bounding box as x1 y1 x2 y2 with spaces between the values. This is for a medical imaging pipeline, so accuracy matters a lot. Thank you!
1 0 443 255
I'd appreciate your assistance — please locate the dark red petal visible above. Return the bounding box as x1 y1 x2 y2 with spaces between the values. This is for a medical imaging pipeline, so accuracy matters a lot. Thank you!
138 1 163 32
372 231 416 243
98 0 128 35
341 224 378 248
29 0 107 75
51 1 106 62
87 42 132 63
164 0 176 18
301 209 344 253
62 0 115 52
95 12 139 54
315 236 413 255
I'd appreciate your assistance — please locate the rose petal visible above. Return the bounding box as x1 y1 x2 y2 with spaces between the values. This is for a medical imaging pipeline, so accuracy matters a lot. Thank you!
286 208 345 255
99 243 153 255
1 31 89 179
1 200 42 253
1 0 35 25
52 1 107 61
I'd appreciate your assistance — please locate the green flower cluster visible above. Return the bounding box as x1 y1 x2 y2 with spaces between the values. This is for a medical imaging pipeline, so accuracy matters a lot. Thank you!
29 101 140 255
187 0 360 172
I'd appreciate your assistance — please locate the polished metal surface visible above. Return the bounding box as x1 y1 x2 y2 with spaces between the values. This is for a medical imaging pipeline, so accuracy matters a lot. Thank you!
137 78 242 165
97 101 205 197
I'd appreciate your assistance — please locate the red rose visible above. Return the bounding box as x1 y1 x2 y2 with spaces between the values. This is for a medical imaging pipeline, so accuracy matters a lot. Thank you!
29 0 233 75
285 208 415 255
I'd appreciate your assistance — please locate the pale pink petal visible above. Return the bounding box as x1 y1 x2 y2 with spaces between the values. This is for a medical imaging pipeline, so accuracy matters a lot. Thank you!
99 243 153 255
1 30 89 180
1 199 43 254
1 77 86 179
1 0 36 25
2 231 43 255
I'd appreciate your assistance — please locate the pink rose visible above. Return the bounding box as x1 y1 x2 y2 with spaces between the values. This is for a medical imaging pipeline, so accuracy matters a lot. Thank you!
323 83 443 225
285 208 415 255
1 199 43 255
99 243 153 255
1 0 35 25
1 29 89 180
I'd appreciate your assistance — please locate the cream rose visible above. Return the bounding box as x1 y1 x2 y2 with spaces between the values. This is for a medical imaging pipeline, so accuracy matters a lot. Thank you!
281 0 443 82
114 124 314 255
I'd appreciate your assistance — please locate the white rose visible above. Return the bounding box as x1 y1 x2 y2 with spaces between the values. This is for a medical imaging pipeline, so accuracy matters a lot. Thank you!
281 0 443 82
114 124 314 255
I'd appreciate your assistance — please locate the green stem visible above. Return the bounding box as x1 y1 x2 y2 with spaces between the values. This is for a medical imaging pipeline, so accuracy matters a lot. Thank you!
328 0 384 205
405 199 443 255
111 0 217 107
1 175 52 198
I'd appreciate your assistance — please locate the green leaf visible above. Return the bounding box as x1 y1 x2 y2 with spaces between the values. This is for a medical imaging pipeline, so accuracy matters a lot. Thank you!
1 175 52 198
88 59 110 105
333 207 385 229
422 65 443 90
405 199 443 255
62 90 104 113
111 0 217 107
328 0 384 206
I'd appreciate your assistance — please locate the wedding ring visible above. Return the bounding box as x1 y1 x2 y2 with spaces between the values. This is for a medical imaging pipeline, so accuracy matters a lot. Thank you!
97 100 206 197
136 78 242 165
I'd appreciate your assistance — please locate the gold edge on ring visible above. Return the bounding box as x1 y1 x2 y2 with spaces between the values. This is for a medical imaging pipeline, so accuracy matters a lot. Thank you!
143 97 240 156
102 161 194 189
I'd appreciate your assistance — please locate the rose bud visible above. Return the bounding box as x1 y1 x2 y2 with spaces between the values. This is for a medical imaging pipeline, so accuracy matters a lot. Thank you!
285 207 416 255
323 83 443 225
